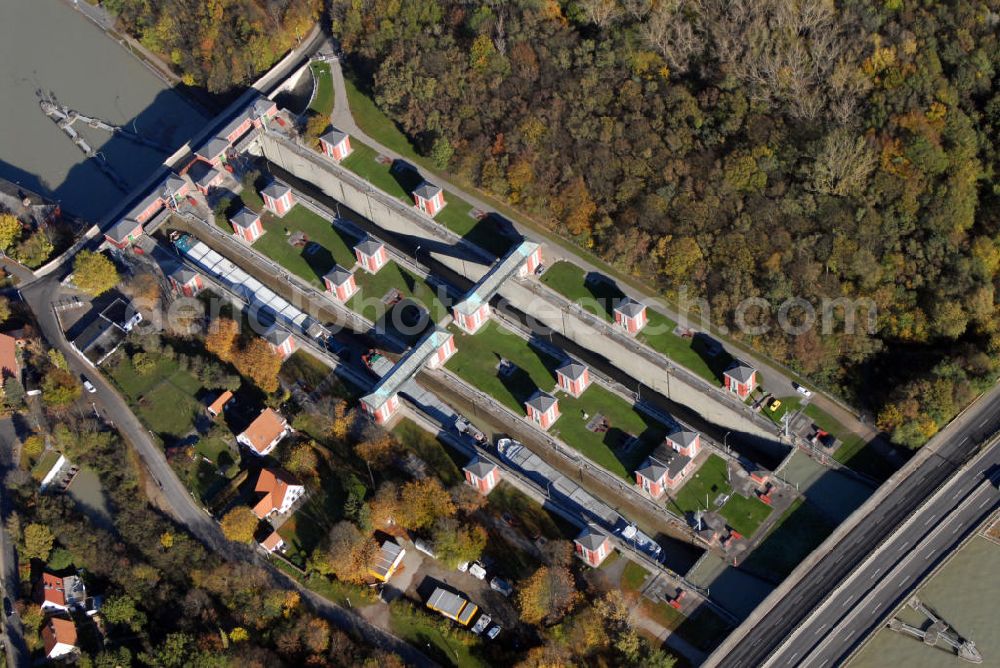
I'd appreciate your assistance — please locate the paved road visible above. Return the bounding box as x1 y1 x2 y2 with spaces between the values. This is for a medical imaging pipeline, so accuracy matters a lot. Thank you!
708 385 1000 667
778 449 999 667
325 57 877 450
0 420 29 668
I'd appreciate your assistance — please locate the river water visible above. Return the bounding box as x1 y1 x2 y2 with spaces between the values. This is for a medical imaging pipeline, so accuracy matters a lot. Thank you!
0 0 208 222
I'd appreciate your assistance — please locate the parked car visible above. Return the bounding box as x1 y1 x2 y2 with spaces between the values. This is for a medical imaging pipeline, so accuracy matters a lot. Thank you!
794 383 813 398
82 378 97 394
490 577 513 597
469 562 487 580
456 561 470 573
768 398 781 412
471 614 492 635
534 263 546 276
486 624 502 640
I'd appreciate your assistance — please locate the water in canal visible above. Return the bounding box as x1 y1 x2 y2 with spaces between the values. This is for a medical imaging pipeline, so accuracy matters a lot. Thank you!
850 534 1000 667
0 0 208 222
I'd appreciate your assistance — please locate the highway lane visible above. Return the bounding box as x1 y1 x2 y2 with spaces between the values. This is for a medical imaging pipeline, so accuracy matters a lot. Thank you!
776 443 1000 666
19 274 437 667
711 385 1000 667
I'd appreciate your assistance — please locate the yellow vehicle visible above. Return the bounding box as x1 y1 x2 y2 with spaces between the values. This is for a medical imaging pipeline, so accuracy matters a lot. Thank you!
769 399 782 412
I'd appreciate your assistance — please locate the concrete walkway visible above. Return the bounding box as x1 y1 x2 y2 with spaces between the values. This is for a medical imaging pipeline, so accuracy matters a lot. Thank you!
325 59 881 462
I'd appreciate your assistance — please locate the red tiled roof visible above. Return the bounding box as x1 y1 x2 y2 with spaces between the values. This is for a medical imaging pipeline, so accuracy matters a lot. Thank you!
240 409 287 453
42 617 77 655
0 333 18 379
37 573 66 607
261 531 284 551
253 468 300 519
207 390 233 416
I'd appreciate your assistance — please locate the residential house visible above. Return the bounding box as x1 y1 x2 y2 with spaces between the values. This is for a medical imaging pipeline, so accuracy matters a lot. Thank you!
206 390 233 419
555 360 590 398
664 429 701 458
252 468 305 519
323 266 357 302
260 531 285 553
167 265 203 297
195 137 231 167
368 540 406 582
237 408 292 456
320 128 353 161
230 208 264 243
413 182 445 217
353 237 387 274
261 181 294 217
525 391 560 430
463 456 500 495
635 445 694 499
574 524 612 567
35 572 86 613
42 617 77 660
103 218 143 249
614 298 648 335
723 360 758 399
0 332 19 380
188 160 224 196
264 327 296 360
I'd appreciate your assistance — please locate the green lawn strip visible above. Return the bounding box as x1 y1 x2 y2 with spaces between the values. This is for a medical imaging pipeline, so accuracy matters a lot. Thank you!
620 560 649 594
392 418 463 486
194 436 232 466
137 375 203 437
551 384 667 480
280 349 334 389
741 498 836 581
340 142 413 201
252 204 358 286
389 604 484 668
32 450 62 481
668 454 733 516
487 481 566 540
539 261 618 321
342 74 423 160
639 311 724 385
308 62 334 117
718 494 772 537
347 261 448 340
445 321 558 414
110 356 179 398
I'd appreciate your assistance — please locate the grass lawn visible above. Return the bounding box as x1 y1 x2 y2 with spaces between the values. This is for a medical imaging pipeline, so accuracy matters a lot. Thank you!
389 606 484 668
640 598 685 631
742 498 836 581
487 481 567 540
550 384 668 479
111 357 204 439
277 462 347 566
669 454 733 516
252 204 359 286
280 350 333 390
718 493 772 537
434 195 515 257
342 73 423 161
621 560 650 594
446 321 558 414
195 435 232 467
31 450 62 481
341 142 414 201
393 418 463 486
541 262 722 384
308 62 333 117
348 261 449 342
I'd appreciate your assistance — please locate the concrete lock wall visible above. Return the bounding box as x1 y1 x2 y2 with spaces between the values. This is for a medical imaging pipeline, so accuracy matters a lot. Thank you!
256 133 774 442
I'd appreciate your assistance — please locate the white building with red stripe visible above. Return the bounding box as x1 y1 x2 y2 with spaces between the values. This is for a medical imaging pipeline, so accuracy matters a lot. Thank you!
413 181 445 216
614 298 648 334
574 524 612 567
230 208 264 243
320 128 353 161
525 391 560 430
261 180 295 217
556 360 590 397
354 237 388 274
463 456 500 495
323 265 358 302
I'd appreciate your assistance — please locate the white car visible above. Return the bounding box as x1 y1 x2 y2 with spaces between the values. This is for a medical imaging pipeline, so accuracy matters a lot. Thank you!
794 383 812 398
83 379 97 394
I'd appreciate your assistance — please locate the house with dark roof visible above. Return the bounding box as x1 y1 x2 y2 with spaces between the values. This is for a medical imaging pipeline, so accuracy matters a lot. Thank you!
525 391 560 430
320 128 353 161
252 468 304 519
323 265 357 302
104 218 143 249
463 456 500 495
664 429 701 458
230 207 264 243
635 445 693 499
555 360 590 397
353 237 387 274
614 298 648 334
574 524 612 567
188 160 223 195
723 359 757 399
261 180 294 217
413 181 445 217
71 298 142 366
196 136 231 167
35 571 86 613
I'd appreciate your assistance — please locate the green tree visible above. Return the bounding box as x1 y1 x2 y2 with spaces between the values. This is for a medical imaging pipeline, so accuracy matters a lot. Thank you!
47 349 68 371
220 507 259 544
0 214 22 252
132 352 156 375
0 296 11 324
23 523 55 562
430 518 487 568
42 368 81 407
12 231 54 268
102 595 147 632
430 136 454 169
4 377 25 408
73 251 120 296
304 113 329 148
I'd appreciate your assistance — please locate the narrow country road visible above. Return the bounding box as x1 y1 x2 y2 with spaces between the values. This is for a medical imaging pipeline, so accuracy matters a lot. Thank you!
0 419 30 668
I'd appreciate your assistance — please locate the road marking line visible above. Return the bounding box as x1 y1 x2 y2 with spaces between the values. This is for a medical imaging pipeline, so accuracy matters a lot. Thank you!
979 498 993 509
953 490 964 500
923 516 935 526
953 525 962 534
790 652 799 662
845 629 856 640
978 416 991 428
814 626 825 636
898 575 910 587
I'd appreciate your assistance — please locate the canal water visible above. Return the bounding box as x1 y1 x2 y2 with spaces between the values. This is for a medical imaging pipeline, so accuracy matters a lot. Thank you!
850 534 1000 667
0 0 208 222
